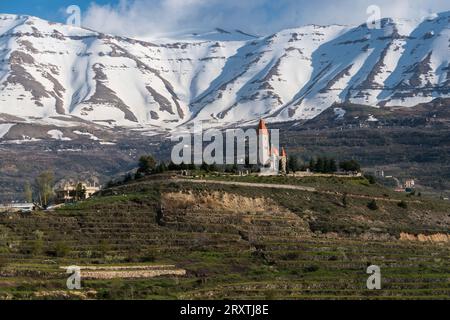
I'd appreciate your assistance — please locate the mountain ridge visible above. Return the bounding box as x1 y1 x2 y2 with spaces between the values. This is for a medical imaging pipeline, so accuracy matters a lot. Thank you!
1 12 450 134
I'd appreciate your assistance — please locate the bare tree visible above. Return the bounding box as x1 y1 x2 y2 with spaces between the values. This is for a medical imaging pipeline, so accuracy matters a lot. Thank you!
24 181 33 203
35 170 54 208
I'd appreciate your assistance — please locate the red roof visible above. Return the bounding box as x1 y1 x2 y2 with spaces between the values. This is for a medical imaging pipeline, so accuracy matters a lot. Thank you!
271 147 279 156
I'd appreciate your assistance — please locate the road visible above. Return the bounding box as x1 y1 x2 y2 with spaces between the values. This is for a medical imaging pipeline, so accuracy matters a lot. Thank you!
172 178 422 203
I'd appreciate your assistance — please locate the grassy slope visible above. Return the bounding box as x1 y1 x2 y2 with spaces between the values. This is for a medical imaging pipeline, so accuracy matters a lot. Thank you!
0 176 449 300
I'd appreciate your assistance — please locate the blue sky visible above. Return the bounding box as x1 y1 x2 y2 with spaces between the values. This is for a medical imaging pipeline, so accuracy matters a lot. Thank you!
1 0 450 37
0 1 96 21
0 1 117 22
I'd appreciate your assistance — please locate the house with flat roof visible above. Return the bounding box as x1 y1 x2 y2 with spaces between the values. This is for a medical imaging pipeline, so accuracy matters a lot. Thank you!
54 182 100 203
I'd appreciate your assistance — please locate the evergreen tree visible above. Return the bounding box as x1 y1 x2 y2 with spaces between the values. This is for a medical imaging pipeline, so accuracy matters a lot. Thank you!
123 173 133 184
138 155 156 175
309 158 315 171
288 155 299 173
200 162 209 172
329 159 338 173
323 157 330 173
106 180 115 188
315 157 324 173
160 162 168 172
135 171 143 180
154 162 168 174
168 161 180 171
208 163 218 172
339 160 361 172
364 174 376 184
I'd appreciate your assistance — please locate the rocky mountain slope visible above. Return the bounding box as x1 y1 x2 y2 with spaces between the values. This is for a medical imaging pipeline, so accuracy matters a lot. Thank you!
1 12 450 136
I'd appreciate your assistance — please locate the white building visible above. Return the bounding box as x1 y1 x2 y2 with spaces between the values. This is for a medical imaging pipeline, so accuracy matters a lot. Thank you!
258 119 287 175
0 203 34 213
404 179 415 189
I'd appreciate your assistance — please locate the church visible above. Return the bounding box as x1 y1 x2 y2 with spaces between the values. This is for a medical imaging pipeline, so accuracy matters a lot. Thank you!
258 119 287 175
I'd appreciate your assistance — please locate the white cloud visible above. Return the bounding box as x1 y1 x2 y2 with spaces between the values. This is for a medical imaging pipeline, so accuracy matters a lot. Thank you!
82 0 450 37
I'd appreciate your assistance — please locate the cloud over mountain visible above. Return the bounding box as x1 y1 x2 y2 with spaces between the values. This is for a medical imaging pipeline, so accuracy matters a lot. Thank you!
82 0 450 37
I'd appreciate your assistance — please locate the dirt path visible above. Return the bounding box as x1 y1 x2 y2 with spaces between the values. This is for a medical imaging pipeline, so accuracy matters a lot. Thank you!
173 179 422 203
61 265 186 279
111 177 421 204
177 179 317 192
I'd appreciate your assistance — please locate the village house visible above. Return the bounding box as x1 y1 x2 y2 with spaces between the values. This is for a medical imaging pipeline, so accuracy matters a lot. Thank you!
54 182 100 203
404 179 415 189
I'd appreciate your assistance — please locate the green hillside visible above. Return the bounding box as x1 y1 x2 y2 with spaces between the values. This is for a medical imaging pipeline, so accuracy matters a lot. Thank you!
0 175 449 300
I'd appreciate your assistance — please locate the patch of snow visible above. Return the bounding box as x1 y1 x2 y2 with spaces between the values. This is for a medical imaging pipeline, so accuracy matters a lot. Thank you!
0 136 42 144
57 148 82 152
73 130 100 141
425 13 439 21
367 115 379 122
333 108 346 120
47 129 71 141
0 123 15 139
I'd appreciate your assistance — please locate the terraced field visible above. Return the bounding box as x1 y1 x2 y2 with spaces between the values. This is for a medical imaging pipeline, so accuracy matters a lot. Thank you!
0 176 449 299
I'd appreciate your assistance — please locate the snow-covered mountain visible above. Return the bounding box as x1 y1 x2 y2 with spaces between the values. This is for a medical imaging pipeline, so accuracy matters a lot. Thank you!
1 12 450 132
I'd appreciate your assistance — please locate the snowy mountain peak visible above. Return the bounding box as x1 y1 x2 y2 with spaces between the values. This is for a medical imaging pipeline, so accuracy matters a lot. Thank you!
0 13 450 132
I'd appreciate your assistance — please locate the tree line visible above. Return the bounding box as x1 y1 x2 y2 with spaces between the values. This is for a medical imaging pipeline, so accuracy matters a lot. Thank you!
134 155 236 178
110 154 363 187
287 156 361 174
135 155 361 176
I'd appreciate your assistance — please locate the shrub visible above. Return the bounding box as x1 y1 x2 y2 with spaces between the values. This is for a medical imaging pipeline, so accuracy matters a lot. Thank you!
398 201 408 209
0 256 9 271
53 241 70 257
364 174 376 184
140 252 156 263
31 239 44 255
342 193 348 208
98 240 111 258
265 290 277 300
281 252 299 260
328 255 338 261
303 265 320 273
339 160 361 172
367 199 379 211
31 230 44 255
